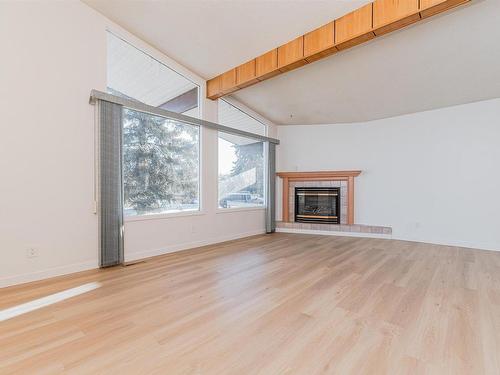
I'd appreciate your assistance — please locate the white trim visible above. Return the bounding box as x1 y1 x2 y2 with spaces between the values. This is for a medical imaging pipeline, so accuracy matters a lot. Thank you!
216 206 266 214
125 209 205 222
124 229 265 263
0 260 99 289
276 227 393 240
2 230 267 288
390 236 499 253
277 228 499 252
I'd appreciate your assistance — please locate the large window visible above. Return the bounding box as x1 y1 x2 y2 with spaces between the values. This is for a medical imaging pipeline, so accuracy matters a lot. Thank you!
217 100 267 209
218 133 264 209
107 32 201 217
107 32 199 117
218 99 266 136
123 109 199 216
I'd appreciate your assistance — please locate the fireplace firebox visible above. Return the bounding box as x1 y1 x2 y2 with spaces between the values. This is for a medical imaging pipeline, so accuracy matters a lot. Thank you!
295 187 340 224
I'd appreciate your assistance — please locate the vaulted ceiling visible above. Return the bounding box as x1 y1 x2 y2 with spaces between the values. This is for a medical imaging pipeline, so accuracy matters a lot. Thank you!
85 0 500 125
83 0 369 78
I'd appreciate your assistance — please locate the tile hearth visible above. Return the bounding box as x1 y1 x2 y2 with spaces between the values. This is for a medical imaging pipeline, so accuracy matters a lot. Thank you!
276 221 392 236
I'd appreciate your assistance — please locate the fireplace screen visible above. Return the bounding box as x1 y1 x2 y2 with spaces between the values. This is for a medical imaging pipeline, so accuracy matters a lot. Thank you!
295 187 340 224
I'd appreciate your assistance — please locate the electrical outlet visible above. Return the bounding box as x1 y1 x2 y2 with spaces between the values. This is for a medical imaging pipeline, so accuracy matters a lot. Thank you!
191 224 197 234
26 248 38 258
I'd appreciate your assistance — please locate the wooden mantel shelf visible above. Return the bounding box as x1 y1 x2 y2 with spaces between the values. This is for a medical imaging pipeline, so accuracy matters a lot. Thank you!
277 170 362 225
277 171 361 179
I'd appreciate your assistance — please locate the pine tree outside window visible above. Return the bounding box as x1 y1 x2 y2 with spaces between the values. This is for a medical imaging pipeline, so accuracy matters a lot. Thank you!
123 109 199 216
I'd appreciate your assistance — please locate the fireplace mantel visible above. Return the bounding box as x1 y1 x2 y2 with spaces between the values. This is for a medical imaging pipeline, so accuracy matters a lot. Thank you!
277 171 361 225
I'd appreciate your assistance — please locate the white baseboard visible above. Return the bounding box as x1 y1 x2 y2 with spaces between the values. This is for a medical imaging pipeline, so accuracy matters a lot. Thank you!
277 228 499 253
0 260 99 289
276 227 393 239
5 229 494 289
391 235 499 253
124 229 266 262
1 230 267 289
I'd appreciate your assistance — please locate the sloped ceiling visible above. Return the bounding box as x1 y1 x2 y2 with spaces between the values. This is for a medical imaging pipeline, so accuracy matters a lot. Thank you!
234 0 500 124
83 0 369 78
84 0 500 125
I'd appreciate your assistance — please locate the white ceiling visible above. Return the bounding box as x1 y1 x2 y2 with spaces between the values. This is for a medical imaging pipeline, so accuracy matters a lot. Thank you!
234 0 500 124
83 0 369 78
85 0 500 125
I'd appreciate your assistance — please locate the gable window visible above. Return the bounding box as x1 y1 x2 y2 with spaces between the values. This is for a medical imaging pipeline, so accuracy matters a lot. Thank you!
107 32 200 217
107 32 200 117
218 99 266 136
217 100 267 209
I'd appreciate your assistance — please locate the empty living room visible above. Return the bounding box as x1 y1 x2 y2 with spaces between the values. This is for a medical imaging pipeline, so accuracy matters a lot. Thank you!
2 0 500 373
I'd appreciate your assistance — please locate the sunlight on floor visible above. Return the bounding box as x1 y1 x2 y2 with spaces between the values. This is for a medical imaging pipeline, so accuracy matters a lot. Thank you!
0 282 102 322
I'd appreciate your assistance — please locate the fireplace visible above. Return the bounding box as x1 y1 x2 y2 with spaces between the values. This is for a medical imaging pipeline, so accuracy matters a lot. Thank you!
295 187 340 224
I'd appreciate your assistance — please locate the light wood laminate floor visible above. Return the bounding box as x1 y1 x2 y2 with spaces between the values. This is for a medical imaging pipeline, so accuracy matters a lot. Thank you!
1 233 500 374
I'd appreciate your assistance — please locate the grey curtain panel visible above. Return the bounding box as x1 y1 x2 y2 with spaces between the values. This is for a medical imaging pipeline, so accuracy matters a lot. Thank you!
265 142 276 234
98 100 124 267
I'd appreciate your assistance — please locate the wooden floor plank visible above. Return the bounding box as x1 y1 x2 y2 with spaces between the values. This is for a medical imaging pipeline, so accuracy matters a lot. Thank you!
1 233 499 374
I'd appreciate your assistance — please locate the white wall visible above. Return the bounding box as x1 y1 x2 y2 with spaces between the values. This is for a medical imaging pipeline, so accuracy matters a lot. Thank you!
0 1 274 287
277 99 500 252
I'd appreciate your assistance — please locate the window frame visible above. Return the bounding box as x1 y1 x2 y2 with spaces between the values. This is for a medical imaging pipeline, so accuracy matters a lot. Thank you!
106 30 205 221
218 98 268 137
122 108 202 221
107 30 202 120
216 99 268 213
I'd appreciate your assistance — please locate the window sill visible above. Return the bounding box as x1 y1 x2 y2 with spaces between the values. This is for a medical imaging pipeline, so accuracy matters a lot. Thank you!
125 210 205 222
216 206 266 214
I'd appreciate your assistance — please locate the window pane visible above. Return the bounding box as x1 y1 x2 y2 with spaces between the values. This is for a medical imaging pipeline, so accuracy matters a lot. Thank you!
218 132 265 209
123 108 200 216
218 99 266 136
107 32 199 118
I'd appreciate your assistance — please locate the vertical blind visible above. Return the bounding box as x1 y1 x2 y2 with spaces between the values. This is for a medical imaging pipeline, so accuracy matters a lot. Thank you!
98 100 124 267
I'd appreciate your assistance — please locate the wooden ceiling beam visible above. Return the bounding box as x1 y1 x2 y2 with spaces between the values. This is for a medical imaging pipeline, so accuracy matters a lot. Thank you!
335 4 374 51
256 50 280 80
304 22 337 63
420 0 470 18
206 0 472 100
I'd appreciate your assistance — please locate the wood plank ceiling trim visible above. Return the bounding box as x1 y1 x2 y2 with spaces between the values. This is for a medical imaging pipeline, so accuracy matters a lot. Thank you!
206 0 471 100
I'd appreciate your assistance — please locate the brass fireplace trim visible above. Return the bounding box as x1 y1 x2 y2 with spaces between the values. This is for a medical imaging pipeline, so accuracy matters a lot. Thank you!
296 192 338 196
296 215 338 219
